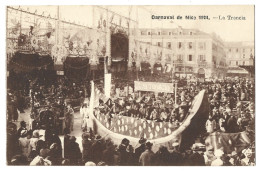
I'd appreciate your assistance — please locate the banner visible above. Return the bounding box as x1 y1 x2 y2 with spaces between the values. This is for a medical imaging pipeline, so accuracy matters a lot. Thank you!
134 81 174 93
104 73 111 98
205 131 251 154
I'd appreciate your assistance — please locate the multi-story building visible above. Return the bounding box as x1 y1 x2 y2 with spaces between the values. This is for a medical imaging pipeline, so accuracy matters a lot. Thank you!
129 26 227 79
225 41 254 77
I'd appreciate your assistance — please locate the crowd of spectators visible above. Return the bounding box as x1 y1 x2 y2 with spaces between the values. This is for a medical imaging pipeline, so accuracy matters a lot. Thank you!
7 76 255 166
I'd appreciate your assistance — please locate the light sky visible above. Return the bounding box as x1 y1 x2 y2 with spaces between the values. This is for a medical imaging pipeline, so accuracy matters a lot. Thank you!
13 5 254 42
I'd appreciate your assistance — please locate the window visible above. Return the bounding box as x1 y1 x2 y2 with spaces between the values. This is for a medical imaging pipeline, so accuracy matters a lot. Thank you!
148 32 151 35
189 32 193 35
188 42 193 49
157 42 161 47
243 54 245 58
158 32 161 35
243 61 245 65
236 48 239 52
178 42 182 49
177 54 183 61
199 42 206 50
167 42 171 49
199 55 205 61
169 32 172 35
188 55 193 61
236 61 238 65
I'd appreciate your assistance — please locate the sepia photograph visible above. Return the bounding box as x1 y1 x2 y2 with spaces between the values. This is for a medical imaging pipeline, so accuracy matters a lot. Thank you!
5 4 255 166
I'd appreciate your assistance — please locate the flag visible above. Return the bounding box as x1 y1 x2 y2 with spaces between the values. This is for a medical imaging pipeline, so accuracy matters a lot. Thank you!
179 90 209 152
205 131 251 154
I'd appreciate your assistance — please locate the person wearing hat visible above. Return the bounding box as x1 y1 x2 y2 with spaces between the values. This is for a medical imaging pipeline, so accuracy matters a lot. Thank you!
85 161 96 166
82 132 93 163
134 137 147 164
154 146 172 166
17 121 27 138
64 104 74 132
203 146 216 166
18 130 31 158
229 151 241 166
205 115 216 134
186 144 205 166
118 138 130 166
211 149 224 166
241 148 254 166
102 139 115 166
139 141 155 166
30 148 52 165
89 135 104 164
67 136 81 165
170 142 183 166
29 130 40 151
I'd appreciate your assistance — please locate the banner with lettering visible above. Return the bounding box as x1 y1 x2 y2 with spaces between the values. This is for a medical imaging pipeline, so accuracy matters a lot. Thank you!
134 81 174 93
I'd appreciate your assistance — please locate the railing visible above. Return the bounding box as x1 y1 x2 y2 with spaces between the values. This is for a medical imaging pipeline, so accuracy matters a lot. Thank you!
197 60 207 67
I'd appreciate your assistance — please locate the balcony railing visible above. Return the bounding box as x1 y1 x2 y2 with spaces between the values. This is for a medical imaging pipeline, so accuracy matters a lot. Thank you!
197 60 207 67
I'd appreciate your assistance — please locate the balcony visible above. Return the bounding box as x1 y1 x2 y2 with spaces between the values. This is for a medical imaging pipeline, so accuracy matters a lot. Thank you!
173 59 184 64
197 60 207 68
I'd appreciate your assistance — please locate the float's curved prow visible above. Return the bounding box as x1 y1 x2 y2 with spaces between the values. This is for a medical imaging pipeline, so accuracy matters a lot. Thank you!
89 81 208 152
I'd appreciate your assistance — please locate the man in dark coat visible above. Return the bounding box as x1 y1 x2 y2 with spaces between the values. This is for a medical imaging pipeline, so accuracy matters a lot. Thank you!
154 146 172 166
134 137 147 164
63 128 71 159
17 121 27 138
90 135 104 164
102 140 115 165
186 144 205 166
118 138 130 166
67 136 81 165
82 132 93 163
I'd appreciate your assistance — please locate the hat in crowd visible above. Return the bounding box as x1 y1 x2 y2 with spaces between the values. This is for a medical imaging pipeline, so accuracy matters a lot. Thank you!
85 161 96 166
82 132 91 140
191 143 205 151
145 141 153 148
69 136 76 142
32 130 39 138
20 121 26 127
40 148 50 158
214 149 224 157
139 137 147 144
20 130 28 137
172 142 179 147
97 161 106 166
95 135 102 141
121 138 130 146
230 151 237 157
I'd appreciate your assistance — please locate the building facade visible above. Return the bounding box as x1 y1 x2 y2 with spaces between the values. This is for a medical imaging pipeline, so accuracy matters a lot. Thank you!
225 41 254 77
129 26 227 79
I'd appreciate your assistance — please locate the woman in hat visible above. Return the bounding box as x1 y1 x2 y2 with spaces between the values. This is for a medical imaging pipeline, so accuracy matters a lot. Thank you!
241 148 254 166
